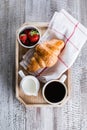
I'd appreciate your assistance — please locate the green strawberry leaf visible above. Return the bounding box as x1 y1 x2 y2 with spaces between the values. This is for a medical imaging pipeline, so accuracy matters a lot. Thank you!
30 30 39 36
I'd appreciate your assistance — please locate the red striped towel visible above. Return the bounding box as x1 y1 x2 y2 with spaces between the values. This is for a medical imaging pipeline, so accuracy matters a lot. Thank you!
20 9 87 83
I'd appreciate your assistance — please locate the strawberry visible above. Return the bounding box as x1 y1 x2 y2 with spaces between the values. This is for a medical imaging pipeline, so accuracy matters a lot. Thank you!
24 40 29 45
24 29 30 35
19 34 27 44
28 30 39 43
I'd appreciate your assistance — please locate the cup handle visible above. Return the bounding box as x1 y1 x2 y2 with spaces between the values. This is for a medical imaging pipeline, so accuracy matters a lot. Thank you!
18 70 26 79
59 74 67 83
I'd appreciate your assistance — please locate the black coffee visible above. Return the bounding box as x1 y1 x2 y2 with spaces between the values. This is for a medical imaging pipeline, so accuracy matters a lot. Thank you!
44 81 66 103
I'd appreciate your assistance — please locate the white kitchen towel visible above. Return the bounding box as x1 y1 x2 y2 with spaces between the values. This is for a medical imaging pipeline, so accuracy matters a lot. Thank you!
20 9 87 83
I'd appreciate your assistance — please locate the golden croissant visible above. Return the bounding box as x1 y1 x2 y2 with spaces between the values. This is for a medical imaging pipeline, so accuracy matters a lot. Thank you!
27 39 65 72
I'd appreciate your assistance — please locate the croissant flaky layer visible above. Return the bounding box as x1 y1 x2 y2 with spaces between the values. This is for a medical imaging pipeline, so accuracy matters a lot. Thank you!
27 39 65 72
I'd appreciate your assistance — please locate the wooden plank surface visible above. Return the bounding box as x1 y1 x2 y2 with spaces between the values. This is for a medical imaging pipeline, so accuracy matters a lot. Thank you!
0 0 87 130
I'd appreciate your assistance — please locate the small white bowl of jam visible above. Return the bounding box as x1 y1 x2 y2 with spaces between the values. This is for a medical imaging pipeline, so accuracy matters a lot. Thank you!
17 25 41 48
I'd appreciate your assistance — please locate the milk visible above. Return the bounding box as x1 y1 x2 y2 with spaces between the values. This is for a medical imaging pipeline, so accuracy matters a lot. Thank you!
22 78 36 94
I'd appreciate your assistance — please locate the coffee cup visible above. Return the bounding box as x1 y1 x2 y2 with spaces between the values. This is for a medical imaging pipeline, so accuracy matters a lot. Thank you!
42 75 68 105
18 70 40 96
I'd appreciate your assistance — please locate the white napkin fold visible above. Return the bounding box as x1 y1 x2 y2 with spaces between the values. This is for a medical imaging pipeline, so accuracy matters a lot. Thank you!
20 9 87 83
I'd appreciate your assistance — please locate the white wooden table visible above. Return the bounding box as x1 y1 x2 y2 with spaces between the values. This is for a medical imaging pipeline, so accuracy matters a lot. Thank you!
0 0 87 130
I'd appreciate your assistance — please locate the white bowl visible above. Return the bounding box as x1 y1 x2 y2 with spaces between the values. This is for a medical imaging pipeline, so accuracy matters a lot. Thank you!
17 25 41 48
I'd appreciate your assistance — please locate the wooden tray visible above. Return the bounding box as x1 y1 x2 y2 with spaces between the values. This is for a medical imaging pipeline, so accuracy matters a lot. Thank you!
16 22 71 107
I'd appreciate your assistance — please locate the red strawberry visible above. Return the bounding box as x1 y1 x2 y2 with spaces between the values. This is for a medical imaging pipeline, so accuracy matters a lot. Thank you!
19 34 27 44
24 40 29 45
28 30 39 43
24 29 30 35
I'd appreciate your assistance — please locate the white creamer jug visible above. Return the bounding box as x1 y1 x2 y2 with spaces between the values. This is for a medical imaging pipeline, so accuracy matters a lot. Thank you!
18 70 40 96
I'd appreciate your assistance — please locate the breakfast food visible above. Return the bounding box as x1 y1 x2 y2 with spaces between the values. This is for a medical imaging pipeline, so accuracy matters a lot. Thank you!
28 30 39 43
19 28 40 46
27 39 65 72
19 34 27 44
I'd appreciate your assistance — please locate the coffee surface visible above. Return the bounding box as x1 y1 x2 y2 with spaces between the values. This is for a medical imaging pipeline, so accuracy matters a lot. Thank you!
44 81 66 103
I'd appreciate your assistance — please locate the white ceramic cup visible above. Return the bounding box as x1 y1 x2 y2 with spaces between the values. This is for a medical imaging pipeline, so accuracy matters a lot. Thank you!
17 25 41 48
42 75 68 105
18 70 40 96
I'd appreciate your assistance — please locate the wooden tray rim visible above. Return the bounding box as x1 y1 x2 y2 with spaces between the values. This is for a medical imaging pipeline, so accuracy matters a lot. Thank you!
15 22 71 107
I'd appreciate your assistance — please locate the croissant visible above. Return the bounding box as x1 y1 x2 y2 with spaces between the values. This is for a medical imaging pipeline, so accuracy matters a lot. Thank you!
27 39 65 72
